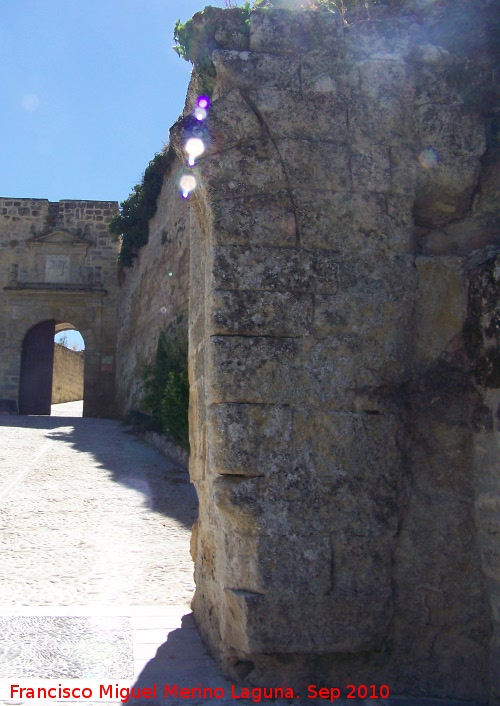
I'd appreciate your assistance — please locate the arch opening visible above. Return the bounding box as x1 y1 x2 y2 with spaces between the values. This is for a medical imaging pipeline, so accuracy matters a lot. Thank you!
19 320 86 416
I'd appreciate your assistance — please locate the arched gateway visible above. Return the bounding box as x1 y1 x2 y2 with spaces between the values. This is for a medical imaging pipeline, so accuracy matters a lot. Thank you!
0 198 119 417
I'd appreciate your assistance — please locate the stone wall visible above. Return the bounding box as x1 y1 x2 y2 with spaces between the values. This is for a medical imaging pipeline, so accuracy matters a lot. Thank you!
162 3 499 702
0 198 119 417
115 154 190 416
52 343 84 404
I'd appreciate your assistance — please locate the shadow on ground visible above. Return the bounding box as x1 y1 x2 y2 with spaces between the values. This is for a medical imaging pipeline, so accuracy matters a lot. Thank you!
128 613 235 706
0 414 198 530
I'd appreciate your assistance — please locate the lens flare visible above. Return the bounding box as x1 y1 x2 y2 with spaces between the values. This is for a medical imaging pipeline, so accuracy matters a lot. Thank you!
198 96 210 109
194 107 208 121
180 174 197 198
184 137 205 165
418 148 439 170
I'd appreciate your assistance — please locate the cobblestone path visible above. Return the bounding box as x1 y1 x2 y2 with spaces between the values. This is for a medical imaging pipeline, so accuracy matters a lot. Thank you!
0 408 461 705
0 410 197 608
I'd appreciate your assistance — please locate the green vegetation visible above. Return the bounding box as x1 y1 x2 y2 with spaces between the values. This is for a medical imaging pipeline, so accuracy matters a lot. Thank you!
109 151 170 267
141 328 190 450
173 1 272 65
173 1 414 67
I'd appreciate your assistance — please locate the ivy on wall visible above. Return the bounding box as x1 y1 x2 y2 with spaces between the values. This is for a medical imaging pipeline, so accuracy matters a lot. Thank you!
141 328 190 450
109 150 172 267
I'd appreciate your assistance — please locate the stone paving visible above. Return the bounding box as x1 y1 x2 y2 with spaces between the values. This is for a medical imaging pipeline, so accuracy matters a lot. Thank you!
0 403 240 705
0 403 475 706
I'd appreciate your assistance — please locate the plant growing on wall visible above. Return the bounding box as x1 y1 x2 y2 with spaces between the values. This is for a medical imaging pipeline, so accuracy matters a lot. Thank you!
109 150 170 267
173 0 414 67
141 328 189 450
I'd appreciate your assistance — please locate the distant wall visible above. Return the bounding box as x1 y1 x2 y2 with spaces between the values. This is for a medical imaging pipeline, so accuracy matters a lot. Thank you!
115 155 190 415
52 343 84 403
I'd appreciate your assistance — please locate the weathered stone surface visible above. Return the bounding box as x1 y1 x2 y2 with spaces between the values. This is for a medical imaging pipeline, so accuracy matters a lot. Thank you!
416 103 486 157
277 138 351 191
208 403 292 477
413 256 467 367
344 18 414 62
197 138 287 200
212 245 340 293
250 9 344 56
221 531 332 597
115 160 190 416
300 52 350 96
351 144 391 192
211 192 297 247
212 50 301 98
118 2 499 701
350 59 415 147
173 88 263 159
211 290 312 336
250 87 348 142
413 103 486 227
221 590 392 654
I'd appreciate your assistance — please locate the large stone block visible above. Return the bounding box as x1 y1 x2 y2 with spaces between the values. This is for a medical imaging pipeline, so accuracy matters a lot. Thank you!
296 190 413 252
208 403 293 476
351 144 391 193
277 139 351 191
209 336 300 406
221 530 332 596
212 50 301 97
314 291 397 343
250 9 344 56
209 334 409 408
213 469 400 538
416 103 486 157
197 138 287 200
413 256 467 366
211 192 297 247
413 104 486 226
344 19 414 62
221 589 392 653
293 410 402 482
300 53 350 96
212 245 340 293
350 60 415 147
211 290 312 337
249 87 348 142
295 190 351 250
177 89 263 158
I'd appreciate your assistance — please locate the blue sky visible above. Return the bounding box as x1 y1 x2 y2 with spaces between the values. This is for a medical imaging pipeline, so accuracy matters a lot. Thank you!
1 1 232 351
0 0 229 205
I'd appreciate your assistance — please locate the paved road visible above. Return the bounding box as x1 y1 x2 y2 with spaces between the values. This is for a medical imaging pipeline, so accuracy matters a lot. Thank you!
0 405 464 706
0 404 245 705
0 405 196 608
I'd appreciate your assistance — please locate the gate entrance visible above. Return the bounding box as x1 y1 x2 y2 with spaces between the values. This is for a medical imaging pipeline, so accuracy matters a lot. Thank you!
19 320 56 415
0 198 120 418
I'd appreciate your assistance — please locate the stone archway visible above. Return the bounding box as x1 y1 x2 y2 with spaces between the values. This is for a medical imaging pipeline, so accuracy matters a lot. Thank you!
0 198 120 418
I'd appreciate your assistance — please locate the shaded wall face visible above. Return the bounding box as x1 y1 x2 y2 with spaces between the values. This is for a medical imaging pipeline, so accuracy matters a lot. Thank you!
169 6 499 701
0 199 119 417
115 163 190 417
